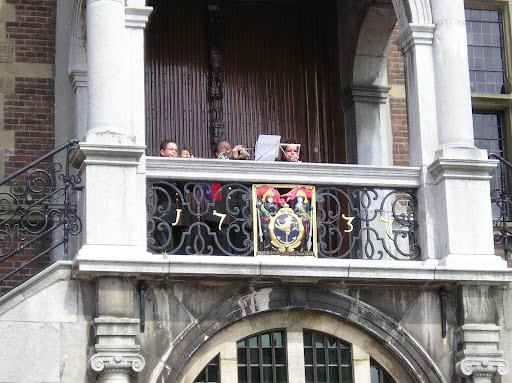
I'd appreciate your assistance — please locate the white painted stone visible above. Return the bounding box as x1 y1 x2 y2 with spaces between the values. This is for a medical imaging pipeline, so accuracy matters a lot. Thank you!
431 0 474 149
60 322 91 382
73 253 512 284
85 0 130 145
0 322 61 382
0 279 79 322
0 262 74 316
352 345 371 383
429 157 502 264
145 157 422 188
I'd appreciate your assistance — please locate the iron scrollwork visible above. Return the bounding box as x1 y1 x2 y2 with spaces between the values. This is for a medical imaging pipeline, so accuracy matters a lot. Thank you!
315 186 420 260
488 153 512 260
0 140 82 294
147 181 420 260
147 180 253 256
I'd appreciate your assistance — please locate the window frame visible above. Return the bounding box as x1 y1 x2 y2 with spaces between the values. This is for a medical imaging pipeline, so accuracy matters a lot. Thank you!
178 311 410 383
466 0 512 137
465 0 512 95
466 0 512 223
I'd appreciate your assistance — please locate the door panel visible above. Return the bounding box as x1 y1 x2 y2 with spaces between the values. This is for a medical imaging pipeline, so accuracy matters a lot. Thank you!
145 0 345 163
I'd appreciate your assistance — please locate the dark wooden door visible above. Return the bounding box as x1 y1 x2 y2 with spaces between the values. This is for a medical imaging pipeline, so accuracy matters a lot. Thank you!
145 0 345 163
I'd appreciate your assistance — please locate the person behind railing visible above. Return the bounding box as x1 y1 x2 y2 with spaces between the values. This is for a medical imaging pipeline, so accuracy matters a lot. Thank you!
279 139 301 162
205 139 251 255
151 139 190 253
213 140 250 160
160 139 191 158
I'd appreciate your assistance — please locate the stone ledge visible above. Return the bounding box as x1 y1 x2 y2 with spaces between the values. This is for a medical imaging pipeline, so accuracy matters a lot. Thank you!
73 254 512 286
0 261 73 315
145 156 421 188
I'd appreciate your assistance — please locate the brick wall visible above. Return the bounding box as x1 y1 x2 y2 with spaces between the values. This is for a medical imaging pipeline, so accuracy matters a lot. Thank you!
387 25 409 167
0 0 57 295
3 0 56 174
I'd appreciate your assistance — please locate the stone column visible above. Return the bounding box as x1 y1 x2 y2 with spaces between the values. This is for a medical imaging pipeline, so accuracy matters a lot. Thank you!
396 24 437 260
85 0 129 144
427 0 505 267
90 278 145 383
74 0 149 258
455 324 509 383
431 0 474 152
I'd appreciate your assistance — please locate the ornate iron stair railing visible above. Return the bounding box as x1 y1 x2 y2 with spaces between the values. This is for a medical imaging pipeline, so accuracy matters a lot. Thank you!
488 153 512 262
0 140 82 296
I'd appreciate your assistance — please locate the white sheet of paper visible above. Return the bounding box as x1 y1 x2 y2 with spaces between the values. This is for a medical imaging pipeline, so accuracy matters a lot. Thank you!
254 135 281 161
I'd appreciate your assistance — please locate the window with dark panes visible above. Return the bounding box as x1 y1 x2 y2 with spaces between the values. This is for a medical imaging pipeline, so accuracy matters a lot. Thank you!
237 330 287 383
194 354 220 383
466 3 512 223
473 111 511 219
466 8 505 94
370 358 396 383
195 326 398 382
303 330 353 383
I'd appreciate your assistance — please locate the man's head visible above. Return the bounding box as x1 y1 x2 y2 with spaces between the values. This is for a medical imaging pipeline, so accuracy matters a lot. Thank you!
160 140 178 157
213 140 232 158
280 140 300 162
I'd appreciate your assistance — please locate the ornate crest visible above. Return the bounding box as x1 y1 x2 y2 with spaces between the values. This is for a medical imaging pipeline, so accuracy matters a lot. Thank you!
269 205 304 253
253 184 316 256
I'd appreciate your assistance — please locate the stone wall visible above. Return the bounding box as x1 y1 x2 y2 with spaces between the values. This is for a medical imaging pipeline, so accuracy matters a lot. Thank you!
0 262 93 383
139 281 456 383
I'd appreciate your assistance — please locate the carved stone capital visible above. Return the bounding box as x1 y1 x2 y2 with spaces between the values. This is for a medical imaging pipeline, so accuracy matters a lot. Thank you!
455 324 510 382
340 84 391 109
90 352 145 373
456 358 509 379
395 23 435 55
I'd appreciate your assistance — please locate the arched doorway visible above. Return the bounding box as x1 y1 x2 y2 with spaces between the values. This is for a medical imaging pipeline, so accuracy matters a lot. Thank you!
177 311 408 383
149 286 446 383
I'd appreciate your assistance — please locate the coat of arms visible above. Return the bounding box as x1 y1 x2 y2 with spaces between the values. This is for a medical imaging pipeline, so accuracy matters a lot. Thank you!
253 184 316 256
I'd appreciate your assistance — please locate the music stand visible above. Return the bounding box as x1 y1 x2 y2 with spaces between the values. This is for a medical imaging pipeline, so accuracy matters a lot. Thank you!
254 135 281 161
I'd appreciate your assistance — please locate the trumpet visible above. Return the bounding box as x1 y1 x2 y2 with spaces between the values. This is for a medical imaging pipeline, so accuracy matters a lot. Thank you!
238 147 251 160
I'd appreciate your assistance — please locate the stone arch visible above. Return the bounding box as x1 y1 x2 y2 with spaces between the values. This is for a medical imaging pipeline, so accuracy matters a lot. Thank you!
155 285 446 383
353 2 397 86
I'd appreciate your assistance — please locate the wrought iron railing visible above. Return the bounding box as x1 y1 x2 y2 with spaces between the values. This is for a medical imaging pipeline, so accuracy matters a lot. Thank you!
0 140 82 295
147 180 419 260
488 153 512 260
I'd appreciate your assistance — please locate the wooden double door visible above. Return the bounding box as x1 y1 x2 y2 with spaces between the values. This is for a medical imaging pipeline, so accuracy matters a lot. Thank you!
145 0 345 163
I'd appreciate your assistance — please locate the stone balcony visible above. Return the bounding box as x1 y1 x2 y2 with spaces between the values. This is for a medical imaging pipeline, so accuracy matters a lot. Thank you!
71 156 504 287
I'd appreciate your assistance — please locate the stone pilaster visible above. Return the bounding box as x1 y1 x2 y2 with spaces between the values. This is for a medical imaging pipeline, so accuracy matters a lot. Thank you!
70 69 88 141
340 84 392 166
395 23 437 261
428 156 506 266
455 324 509 383
124 3 152 250
395 23 437 168
90 317 145 383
